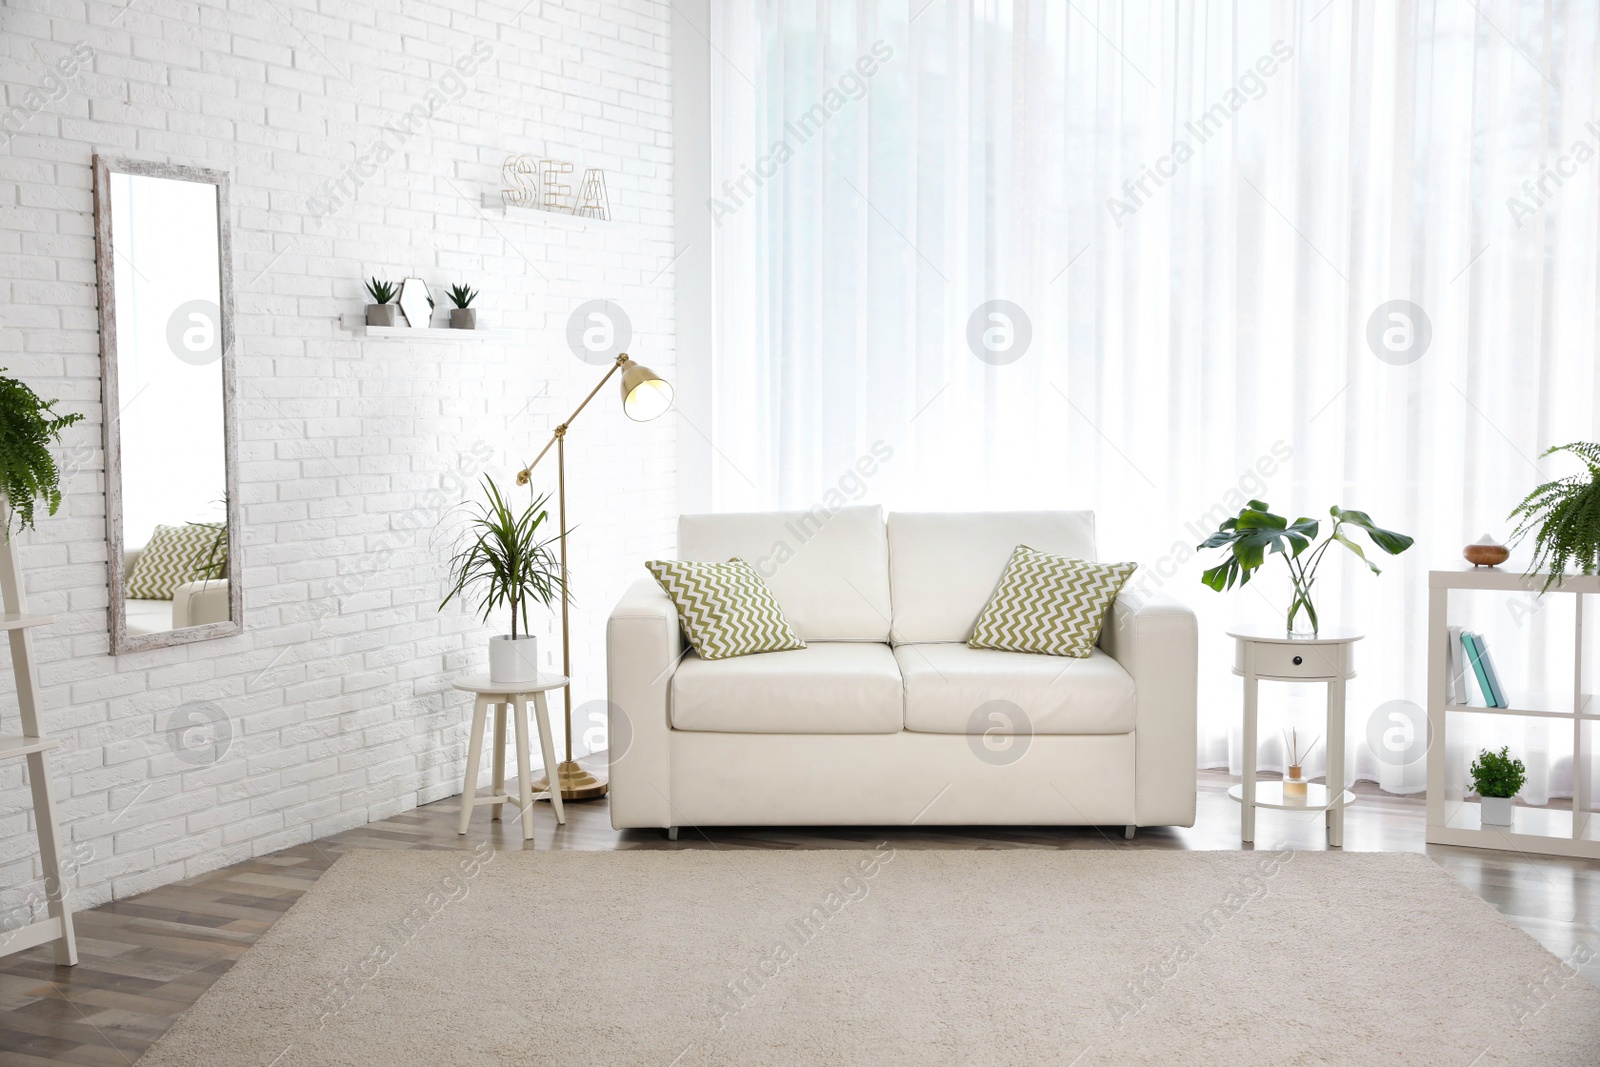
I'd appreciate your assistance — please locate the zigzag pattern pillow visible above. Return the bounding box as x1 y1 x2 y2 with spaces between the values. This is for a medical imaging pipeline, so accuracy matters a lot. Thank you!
126 523 227 600
645 557 805 661
969 545 1136 658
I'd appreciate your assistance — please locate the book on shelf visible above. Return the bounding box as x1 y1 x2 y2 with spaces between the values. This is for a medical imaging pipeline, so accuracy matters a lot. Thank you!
1476 634 1508 708
1460 631 1507 708
1446 625 1467 704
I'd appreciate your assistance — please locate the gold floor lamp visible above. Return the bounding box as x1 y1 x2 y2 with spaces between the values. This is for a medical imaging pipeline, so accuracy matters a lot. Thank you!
516 353 672 799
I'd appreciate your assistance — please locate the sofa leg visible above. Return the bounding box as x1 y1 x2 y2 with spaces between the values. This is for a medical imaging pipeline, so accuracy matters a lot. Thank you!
666 827 678 841
1123 825 1136 840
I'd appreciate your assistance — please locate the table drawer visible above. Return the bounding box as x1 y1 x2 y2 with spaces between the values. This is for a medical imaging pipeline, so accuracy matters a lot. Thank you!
1234 640 1353 680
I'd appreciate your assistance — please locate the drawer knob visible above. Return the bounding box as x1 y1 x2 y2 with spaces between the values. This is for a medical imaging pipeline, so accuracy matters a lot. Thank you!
1292 655 1303 666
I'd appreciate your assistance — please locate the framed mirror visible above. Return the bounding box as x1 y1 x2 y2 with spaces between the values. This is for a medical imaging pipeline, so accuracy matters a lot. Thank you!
93 156 242 654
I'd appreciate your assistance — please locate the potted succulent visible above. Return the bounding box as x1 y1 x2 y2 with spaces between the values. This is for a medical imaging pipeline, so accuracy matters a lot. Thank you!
1508 442 1600 592
1197 501 1415 634
1469 746 1526 826
447 283 479 330
365 277 398 327
440 476 565 684
0 371 83 537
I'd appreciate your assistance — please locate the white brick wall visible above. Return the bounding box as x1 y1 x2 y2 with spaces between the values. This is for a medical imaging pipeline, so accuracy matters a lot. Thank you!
0 0 675 919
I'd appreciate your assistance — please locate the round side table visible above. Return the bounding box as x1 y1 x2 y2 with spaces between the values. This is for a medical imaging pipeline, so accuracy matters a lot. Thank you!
452 673 568 841
1226 627 1362 847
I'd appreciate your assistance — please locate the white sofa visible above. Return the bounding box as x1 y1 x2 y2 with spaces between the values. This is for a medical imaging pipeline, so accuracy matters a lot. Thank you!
123 546 231 636
606 507 1197 835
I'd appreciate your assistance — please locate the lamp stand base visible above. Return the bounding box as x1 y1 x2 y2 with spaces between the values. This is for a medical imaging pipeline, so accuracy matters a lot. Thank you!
533 760 608 801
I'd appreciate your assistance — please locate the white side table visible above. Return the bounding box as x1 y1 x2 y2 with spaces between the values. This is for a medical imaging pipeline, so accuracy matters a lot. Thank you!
1227 627 1362 847
452 673 567 841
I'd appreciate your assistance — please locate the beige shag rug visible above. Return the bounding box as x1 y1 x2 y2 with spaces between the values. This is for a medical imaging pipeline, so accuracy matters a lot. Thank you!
136 848 1600 1066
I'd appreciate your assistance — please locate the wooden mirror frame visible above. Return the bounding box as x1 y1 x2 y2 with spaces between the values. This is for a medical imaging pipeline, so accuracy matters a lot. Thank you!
92 155 243 654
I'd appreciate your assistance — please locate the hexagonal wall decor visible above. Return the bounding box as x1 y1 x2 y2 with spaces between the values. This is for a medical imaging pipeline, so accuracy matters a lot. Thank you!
397 277 432 328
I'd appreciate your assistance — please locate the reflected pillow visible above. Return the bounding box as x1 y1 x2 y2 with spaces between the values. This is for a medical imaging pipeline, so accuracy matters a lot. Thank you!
969 545 1136 657
126 523 227 600
645 557 805 661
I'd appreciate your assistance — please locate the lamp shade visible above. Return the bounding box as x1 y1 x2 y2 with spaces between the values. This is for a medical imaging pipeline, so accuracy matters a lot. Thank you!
619 357 673 421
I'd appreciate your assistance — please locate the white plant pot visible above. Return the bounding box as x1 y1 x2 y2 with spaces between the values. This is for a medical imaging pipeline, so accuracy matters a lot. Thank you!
366 303 398 327
488 635 539 684
1479 795 1515 826
450 307 478 329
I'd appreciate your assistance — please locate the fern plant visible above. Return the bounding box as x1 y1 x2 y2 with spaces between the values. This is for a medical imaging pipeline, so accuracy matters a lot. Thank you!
1508 442 1600 592
0 371 83 537
447 283 478 309
364 277 397 304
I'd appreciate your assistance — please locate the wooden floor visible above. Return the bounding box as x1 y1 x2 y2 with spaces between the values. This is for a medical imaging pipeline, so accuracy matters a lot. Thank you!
2 765 1596 1065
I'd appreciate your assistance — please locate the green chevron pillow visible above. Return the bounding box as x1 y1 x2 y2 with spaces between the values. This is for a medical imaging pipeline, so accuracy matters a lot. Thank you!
646 557 806 661
969 546 1137 658
126 523 228 600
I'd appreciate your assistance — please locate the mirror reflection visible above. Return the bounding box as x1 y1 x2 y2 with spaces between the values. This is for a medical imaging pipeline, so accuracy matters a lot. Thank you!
94 158 240 652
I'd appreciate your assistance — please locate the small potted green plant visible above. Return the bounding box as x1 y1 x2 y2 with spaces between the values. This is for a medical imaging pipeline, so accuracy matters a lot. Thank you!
365 277 398 327
0 371 83 537
1508 442 1600 592
447 283 479 330
1197 501 1414 634
1469 746 1526 826
440 476 565 684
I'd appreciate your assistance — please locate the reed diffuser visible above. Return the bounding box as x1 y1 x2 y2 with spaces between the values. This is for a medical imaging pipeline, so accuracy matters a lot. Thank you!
1282 728 1321 800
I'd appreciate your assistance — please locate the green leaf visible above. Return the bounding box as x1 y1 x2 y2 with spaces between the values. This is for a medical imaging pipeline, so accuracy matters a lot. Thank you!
1330 507 1415 556
1331 529 1381 575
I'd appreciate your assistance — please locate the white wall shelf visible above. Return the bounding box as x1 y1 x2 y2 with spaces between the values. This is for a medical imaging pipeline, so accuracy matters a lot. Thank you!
477 192 636 233
1426 565 1598 859
339 316 508 340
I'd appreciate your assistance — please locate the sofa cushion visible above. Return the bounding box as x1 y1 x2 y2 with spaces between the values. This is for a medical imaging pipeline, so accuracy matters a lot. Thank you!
969 547 1137 657
645 558 806 660
678 505 891 642
672 642 904 734
894 643 1135 735
887 511 1098 644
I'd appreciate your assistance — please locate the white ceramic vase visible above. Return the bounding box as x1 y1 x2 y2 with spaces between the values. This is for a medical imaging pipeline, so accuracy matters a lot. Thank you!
1479 795 1514 826
488 635 539 684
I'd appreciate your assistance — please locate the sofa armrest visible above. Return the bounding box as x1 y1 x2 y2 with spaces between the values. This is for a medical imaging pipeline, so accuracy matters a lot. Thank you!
1098 587 1198 826
172 579 230 628
607 576 684 830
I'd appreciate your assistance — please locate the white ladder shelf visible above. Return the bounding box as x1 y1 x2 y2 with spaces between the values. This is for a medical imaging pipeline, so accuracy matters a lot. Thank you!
0 528 77 965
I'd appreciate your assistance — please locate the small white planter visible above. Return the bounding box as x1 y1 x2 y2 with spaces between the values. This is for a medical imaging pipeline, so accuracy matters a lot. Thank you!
366 303 398 327
450 307 478 329
488 634 540 684
1480 795 1515 826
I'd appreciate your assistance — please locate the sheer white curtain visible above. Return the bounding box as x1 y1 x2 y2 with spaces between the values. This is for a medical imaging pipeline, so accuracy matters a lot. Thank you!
705 0 1600 802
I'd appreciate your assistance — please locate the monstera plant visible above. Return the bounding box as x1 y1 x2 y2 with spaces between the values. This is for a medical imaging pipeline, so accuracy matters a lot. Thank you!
1508 442 1600 593
1197 501 1414 634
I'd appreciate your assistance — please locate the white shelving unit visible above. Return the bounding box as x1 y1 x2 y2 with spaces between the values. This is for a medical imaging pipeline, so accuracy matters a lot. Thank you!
0 529 77 965
1426 565 1599 859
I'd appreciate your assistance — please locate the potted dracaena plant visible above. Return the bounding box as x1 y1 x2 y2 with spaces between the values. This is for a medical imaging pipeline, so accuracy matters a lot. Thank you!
446 283 479 330
1469 746 1525 826
365 277 398 327
440 476 565 684
1508 442 1600 593
1197 501 1414 635
0 371 83 537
